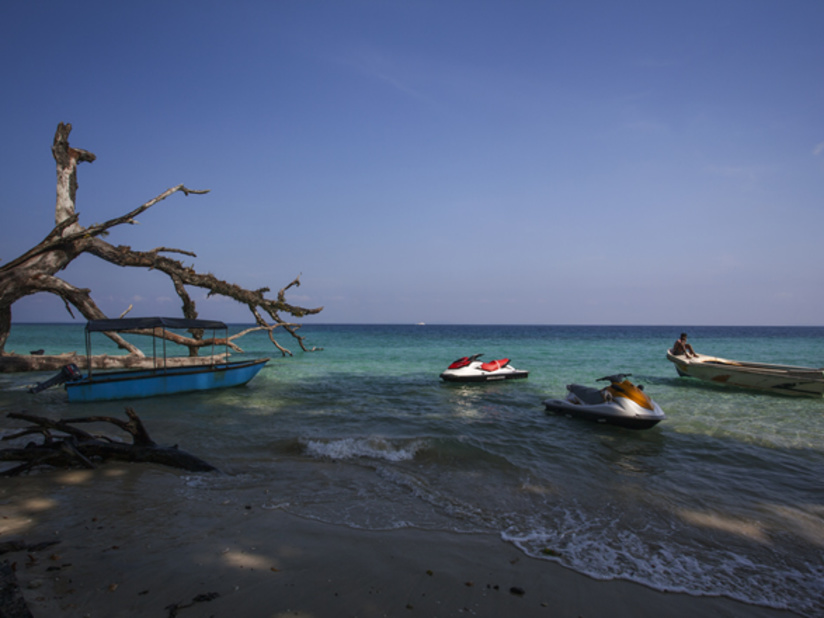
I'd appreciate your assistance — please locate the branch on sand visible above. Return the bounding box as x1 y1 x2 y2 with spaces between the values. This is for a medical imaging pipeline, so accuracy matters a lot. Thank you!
1 408 217 476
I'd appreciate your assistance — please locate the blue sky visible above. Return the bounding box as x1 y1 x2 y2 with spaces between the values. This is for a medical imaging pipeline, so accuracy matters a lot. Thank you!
2 1 822 325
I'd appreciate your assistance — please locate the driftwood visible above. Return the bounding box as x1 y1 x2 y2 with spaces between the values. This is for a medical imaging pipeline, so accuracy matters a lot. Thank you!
0 122 323 372
0 352 229 374
0 409 216 476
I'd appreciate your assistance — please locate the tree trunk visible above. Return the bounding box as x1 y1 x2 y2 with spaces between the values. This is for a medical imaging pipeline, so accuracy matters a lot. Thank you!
0 123 322 369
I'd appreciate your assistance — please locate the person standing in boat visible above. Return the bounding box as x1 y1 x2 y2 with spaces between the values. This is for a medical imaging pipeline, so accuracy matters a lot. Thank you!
672 333 698 358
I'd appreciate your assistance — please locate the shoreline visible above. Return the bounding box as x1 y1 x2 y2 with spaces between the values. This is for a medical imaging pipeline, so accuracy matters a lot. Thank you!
1 467 801 618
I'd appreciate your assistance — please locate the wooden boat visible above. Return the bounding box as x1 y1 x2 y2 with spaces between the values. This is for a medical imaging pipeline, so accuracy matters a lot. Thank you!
34 317 269 402
666 350 824 397
65 357 269 402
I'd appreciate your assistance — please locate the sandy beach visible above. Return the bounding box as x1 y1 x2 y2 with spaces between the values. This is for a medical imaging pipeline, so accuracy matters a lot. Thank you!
0 464 801 618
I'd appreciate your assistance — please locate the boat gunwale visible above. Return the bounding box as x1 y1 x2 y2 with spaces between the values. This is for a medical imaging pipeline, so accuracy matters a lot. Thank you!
667 351 824 378
66 358 270 387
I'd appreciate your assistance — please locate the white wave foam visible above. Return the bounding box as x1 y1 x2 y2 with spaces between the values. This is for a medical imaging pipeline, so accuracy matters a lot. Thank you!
302 436 426 462
502 509 824 617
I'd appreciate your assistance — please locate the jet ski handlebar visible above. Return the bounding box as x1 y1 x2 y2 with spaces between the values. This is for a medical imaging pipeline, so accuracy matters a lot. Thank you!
596 373 632 383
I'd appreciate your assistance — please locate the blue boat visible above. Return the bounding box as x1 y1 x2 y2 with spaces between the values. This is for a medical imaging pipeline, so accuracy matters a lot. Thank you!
65 358 269 402
33 317 269 402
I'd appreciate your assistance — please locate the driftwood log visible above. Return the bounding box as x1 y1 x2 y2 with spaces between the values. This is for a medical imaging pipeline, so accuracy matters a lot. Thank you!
0 409 216 476
0 122 323 372
0 352 230 374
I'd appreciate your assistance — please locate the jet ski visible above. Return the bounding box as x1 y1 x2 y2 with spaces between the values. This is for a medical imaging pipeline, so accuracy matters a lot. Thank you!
543 373 665 429
440 353 529 382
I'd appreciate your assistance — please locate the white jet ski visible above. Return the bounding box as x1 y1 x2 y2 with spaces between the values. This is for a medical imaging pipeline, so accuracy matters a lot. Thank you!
440 353 529 382
543 373 665 429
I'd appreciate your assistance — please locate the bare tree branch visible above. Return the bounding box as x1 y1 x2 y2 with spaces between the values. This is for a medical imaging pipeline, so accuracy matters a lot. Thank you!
1 409 216 475
0 122 323 368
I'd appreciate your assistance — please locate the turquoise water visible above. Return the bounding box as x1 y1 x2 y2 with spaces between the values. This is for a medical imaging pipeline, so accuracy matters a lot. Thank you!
2 324 823 615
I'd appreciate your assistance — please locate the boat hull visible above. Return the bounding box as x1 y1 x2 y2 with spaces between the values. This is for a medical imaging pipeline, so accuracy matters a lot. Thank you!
666 351 824 397
65 359 269 402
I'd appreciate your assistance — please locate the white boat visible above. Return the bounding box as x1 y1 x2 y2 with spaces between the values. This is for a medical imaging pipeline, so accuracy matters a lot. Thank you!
440 354 528 382
543 373 665 430
666 350 824 397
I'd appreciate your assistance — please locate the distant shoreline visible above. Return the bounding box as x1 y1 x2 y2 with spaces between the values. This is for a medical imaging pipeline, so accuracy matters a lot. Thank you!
8 322 824 328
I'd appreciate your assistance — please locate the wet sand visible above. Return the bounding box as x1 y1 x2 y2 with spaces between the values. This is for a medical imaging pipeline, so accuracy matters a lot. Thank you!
1 466 801 618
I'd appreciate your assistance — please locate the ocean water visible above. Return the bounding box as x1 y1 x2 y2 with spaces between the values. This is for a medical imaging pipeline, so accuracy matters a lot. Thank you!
2 323 823 615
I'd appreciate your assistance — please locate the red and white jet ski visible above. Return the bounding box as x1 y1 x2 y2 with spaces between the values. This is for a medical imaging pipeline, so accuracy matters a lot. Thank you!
440 353 529 382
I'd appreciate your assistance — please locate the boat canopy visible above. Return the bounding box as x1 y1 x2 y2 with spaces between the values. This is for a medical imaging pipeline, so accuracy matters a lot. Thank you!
86 317 227 332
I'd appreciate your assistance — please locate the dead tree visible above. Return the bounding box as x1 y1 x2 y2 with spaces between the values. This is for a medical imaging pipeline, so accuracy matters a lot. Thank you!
0 409 216 475
0 123 323 371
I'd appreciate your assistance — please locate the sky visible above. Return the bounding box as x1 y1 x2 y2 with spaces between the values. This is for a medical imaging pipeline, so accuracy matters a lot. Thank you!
2 1 822 326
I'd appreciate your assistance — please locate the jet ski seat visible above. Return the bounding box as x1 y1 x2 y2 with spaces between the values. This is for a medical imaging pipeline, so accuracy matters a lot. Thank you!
566 384 608 405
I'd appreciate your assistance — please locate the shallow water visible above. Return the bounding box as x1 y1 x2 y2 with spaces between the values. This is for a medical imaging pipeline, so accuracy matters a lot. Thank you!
2 324 823 615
